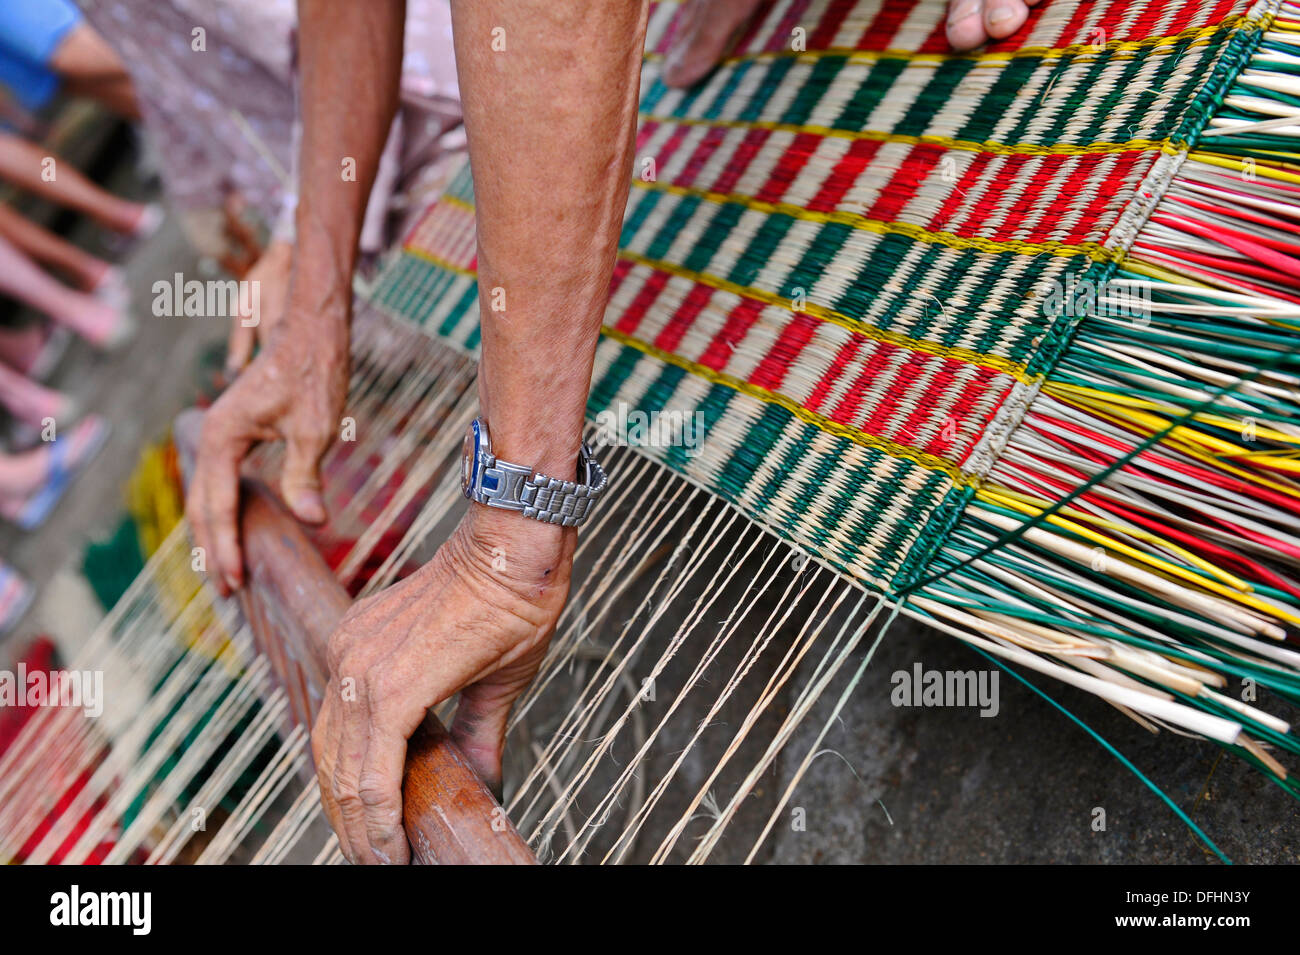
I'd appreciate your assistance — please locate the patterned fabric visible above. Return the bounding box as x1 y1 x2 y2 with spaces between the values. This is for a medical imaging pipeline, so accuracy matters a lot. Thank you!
368 0 1270 590
78 0 463 249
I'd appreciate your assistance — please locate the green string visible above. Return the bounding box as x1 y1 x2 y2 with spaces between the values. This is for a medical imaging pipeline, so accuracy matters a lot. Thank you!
896 331 1300 598
968 645 1233 865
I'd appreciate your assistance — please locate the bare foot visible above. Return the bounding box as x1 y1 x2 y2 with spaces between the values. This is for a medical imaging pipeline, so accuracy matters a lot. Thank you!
0 361 77 427
664 0 770 88
0 323 53 374
946 0 1045 51
52 293 135 351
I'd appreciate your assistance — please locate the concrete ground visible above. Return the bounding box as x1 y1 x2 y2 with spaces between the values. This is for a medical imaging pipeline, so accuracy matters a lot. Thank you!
3 135 1296 866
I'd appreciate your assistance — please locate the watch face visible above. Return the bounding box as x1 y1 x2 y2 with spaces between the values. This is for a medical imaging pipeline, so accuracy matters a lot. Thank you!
461 420 478 498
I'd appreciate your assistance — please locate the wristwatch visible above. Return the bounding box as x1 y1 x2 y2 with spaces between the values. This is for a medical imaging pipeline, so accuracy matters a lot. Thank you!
460 417 607 527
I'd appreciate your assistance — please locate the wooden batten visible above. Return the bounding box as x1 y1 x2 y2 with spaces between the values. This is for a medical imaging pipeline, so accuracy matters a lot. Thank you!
176 411 537 865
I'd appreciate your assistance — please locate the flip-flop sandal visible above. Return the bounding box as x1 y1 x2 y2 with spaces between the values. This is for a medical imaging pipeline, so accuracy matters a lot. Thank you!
92 266 133 312
0 562 34 635
10 416 110 531
94 312 137 352
5 395 82 451
102 202 165 255
25 324 72 382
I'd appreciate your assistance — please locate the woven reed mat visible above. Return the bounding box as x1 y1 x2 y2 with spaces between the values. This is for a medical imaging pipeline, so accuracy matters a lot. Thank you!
368 0 1270 591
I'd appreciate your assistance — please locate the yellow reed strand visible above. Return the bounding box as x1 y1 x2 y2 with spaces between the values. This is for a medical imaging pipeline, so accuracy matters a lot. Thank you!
631 178 1111 260
978 487 1300 627
989 487 1253 591
1058 393 1300 502
1186 152 1300 184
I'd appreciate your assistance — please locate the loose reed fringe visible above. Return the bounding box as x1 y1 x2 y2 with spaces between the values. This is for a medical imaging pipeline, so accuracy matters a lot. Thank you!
910 2 1300 791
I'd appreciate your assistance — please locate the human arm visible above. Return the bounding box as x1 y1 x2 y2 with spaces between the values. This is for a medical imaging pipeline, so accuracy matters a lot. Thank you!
312 0 649 864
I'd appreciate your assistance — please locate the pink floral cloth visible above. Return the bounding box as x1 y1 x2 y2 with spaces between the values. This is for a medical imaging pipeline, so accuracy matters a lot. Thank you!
77 0 463 252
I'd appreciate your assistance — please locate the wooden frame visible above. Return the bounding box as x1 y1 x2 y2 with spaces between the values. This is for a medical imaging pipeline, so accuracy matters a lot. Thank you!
176 412 536 865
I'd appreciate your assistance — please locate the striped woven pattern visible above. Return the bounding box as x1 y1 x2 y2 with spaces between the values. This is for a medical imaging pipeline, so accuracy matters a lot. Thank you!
370 0 1267 590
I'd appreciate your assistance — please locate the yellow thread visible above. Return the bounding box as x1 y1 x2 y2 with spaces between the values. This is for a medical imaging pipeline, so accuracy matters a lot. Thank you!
601 324 975 486
405 244 476 278
399 244 984 483
640 111 1174 157
1051 388 1300 502
408 224 1040 381
632 178 1115 261
979 487 1300 627
988 487 1252 591
442 194 475 214
618 248 1035 382
1186 151 1300 185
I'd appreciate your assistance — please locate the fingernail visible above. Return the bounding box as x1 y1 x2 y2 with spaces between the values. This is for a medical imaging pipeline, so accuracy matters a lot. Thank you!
949 0 980 22
292 491 326 523
987 5 1017 24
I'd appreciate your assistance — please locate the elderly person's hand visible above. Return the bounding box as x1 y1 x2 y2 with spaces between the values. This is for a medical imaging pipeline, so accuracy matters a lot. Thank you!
663 0 1044 88
187 296 348 595
312 506 573 864
225 239 293 379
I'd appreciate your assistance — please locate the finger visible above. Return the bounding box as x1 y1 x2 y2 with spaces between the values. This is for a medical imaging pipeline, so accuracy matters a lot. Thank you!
312 694 354 862
946 0 988 51
449 681 515 800
226 319 255 378
358 720 412 865
984 0 1028 40
663 0 762 88
198 414 249 592
281 424 329 525
332 670 377 863
184 465 224 598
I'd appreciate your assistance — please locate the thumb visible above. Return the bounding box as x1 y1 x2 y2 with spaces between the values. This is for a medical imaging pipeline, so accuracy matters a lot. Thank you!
226 319 256 378
449 680 519 799
281 424 330 524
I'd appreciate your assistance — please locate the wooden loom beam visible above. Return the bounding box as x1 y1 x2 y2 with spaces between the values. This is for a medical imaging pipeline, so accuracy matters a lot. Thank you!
176 412 537 865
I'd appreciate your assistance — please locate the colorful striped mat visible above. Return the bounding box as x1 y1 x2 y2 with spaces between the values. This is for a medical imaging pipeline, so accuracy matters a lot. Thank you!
368 0 1300 785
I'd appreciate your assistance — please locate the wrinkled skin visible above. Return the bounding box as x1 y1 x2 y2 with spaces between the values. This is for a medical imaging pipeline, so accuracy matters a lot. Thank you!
663 0 1045 88
312 505 572 865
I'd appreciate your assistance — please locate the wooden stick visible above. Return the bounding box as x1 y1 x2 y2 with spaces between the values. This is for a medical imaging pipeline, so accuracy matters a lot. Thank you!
176 411 536 865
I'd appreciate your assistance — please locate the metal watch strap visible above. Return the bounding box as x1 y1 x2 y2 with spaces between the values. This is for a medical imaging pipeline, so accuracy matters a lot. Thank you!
478 454 606 527
465 418 607 527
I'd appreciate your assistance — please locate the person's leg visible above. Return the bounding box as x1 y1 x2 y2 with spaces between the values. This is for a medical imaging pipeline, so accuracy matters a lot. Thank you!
0 132 151 234
0 203 114 291
0 415 108 527
0 360 75 426
0 234 129 348
47 22 141 120
0 0 82 115
0 321 72 381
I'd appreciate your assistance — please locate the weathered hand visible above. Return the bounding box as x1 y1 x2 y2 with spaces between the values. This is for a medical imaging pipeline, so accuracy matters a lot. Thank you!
661 0 1043 89
663 0 769 89
945 0 1044 51
187 305 348 595
311 506 574 864
225 239 293 378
